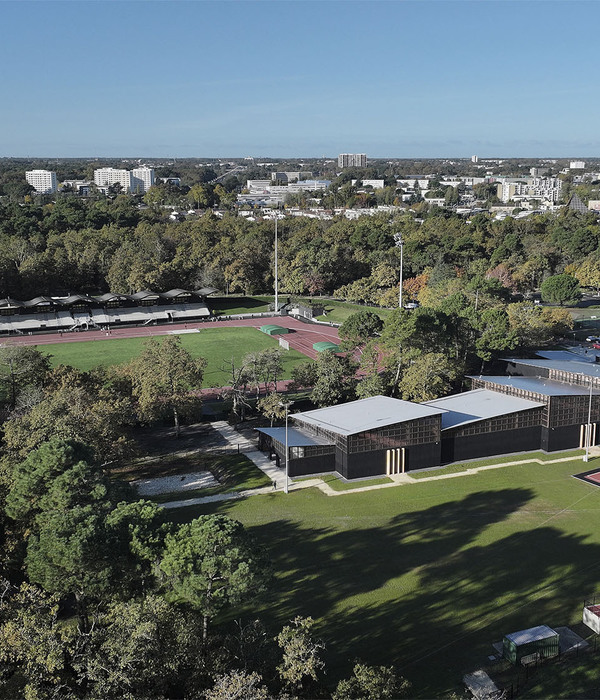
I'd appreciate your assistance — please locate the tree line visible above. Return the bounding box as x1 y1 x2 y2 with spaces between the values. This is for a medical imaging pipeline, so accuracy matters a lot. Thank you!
0 196 599 301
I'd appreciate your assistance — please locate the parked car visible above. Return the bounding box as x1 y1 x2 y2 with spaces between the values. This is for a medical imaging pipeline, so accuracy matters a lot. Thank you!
593 343 600 350
587 335 600 342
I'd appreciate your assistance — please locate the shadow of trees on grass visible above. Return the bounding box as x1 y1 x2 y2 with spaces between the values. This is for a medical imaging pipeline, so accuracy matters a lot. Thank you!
168 487 600 697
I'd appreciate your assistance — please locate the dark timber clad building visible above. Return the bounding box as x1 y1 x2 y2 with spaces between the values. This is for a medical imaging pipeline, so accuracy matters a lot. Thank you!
256 350 600 480
257 396 445 479
423 389 545 463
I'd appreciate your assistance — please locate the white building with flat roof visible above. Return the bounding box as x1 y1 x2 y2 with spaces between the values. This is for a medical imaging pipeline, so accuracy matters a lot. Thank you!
132 167 155 193
25 170 57 194
351 179 385 189
94 167 133 192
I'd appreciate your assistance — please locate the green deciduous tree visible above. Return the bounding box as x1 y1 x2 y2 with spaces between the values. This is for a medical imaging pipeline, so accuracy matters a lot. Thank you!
160 515 270 643
244 348 284 399
125 336 206 437
311 351 356 407
0 580 75 700
257 392 287 426
78 594 206 700
205 670 271 700
475 307 518 363
0 345 51 409
3 366 133 464
276 616 325 692
333 662 410 700
399 352 457 402
338 310 383 353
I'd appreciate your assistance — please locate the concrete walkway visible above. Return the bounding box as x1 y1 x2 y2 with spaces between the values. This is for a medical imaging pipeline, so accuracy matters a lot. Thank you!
159 428 600 509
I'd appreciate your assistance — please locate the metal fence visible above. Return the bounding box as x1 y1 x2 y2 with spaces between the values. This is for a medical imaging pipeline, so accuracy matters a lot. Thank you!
499 633 599 698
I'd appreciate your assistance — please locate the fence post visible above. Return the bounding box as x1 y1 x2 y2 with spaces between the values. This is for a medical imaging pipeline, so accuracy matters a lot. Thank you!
237 443 240 454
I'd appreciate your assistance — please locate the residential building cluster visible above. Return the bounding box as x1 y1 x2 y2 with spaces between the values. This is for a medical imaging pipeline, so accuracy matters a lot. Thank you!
495 176 563 205
93 166 155 193
23 167 155 196
239 178 332 206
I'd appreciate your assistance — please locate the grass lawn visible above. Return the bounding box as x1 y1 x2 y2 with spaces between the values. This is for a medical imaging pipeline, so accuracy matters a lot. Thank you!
207 294 394 324
297 298 393 324
165 455 600 697
39 327 308 387
409 449 585 479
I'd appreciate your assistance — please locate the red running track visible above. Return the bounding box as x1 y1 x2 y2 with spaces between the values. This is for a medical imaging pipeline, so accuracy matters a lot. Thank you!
0 316 340 361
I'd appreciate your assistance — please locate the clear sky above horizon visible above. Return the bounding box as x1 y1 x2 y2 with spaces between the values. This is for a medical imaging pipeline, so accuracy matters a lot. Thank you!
1 0 598 159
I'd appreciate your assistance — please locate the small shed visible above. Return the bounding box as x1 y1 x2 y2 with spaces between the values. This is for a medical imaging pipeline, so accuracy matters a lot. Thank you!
313 341 339 353
503 625 559 665
583 602 600 634
260 324 289 336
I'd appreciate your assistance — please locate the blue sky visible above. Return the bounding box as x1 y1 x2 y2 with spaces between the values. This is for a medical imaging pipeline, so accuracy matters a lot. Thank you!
0 0 598 158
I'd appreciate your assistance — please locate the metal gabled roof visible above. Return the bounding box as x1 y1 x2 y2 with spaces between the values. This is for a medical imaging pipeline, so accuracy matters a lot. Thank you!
292 395 445 437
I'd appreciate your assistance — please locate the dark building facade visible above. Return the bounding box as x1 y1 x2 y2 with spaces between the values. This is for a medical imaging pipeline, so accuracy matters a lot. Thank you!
257 396 445 479
471 375 600 453
256 352 600 481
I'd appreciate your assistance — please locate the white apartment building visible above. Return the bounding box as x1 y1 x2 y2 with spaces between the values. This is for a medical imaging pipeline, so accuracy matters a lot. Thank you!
94 167 133 192
132 167 155 193
271 171 312 182
570 161 586 170
351 179 385 189
496 177 562 204
338 153 367 168
25 170 57 194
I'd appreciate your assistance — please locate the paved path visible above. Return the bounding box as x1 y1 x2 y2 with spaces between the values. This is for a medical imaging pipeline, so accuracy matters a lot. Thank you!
160 441 600 509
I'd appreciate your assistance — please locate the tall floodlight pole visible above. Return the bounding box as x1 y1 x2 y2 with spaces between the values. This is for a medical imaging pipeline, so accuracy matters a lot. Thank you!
279 400 294 493
393 232 404 309
584 377 593 462
274 214 279 313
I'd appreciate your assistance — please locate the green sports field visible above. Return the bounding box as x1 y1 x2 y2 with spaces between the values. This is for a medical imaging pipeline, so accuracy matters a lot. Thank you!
39 327 308 387
166 455 600 697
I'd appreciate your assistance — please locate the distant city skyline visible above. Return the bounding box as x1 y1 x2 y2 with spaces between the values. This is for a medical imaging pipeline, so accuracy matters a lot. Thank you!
1 1 599 159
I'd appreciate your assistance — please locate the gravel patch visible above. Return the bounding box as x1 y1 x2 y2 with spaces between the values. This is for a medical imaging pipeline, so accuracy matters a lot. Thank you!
134 470 219 496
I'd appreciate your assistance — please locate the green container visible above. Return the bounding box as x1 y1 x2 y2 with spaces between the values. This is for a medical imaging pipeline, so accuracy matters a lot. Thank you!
502 625 559 665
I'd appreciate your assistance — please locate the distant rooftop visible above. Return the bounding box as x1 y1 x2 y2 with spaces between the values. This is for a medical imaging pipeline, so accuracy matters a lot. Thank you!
471 375 600 397
292 395 445 436
423 389 544 430
535 350 600 364
504 357 600 379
